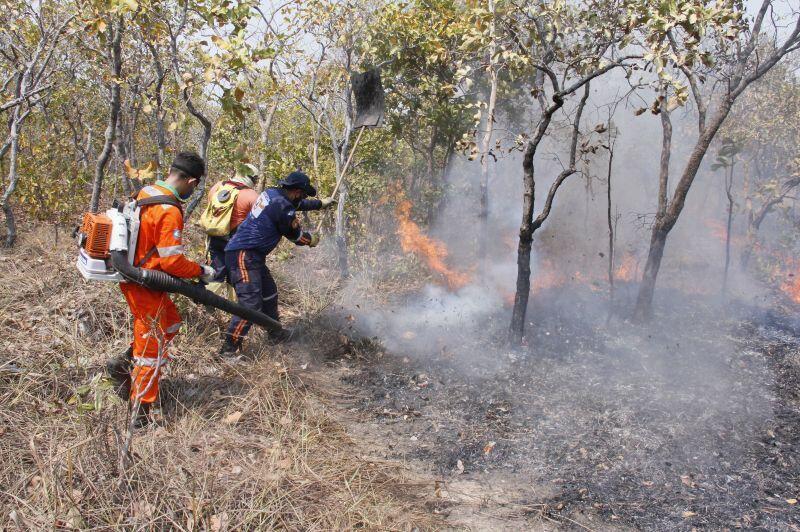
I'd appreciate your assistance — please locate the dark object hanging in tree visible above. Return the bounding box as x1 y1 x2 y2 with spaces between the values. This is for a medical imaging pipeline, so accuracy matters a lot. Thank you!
351 69 385 128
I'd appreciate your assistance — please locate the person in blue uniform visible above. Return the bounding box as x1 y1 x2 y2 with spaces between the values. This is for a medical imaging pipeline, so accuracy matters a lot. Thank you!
220 171 335 356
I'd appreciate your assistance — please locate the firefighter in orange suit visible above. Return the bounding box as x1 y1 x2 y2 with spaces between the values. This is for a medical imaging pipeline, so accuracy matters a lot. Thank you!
106 152 215 428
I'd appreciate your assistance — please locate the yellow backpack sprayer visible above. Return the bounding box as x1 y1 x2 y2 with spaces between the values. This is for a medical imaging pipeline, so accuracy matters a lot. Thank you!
75 195 284 333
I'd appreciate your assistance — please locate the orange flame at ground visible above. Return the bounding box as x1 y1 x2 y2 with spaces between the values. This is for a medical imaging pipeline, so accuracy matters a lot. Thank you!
395 200 471 290
778 257 800 303
781 275 800 303
614 253 638 282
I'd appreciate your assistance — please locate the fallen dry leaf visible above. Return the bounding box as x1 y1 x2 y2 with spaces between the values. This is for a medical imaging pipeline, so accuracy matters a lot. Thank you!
223 411 242 425
456 459 464 474
787 498 797 505
682 511 697 518
483 441 496 455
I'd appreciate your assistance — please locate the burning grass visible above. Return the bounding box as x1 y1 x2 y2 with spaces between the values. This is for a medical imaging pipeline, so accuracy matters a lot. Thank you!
0 227 438 530
395 199 471 291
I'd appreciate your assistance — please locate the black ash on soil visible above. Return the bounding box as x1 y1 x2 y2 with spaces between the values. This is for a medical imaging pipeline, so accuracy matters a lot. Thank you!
325 284 800 530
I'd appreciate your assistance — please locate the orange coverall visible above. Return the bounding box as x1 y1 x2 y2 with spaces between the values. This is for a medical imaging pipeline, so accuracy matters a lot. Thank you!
120 183 202 404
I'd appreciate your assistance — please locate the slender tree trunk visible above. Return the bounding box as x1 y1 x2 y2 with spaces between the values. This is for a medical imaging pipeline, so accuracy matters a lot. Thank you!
633 101 732 319
606 140 615 303
147 42 167 178
634 227 668 320
1 108 21 247
510 156 536 344
478 0 498 264
115 115 133 196
169 32 212 217
90 18 124 213
331 82 353 278
510 85 587 345
722 163 735 294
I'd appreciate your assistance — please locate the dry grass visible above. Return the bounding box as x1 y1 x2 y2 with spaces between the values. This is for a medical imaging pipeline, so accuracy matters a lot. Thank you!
0 226 439 530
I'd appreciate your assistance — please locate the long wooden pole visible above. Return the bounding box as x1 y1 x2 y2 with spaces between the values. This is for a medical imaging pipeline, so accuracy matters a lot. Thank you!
316 125 365 232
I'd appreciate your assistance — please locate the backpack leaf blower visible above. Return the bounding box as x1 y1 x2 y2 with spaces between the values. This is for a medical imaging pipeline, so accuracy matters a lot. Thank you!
75 199 283 333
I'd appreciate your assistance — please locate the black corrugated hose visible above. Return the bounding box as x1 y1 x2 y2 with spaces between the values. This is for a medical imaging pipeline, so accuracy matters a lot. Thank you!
110 250 283 333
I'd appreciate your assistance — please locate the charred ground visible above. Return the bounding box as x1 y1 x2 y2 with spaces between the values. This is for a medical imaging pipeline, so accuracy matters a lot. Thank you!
309 284 800 530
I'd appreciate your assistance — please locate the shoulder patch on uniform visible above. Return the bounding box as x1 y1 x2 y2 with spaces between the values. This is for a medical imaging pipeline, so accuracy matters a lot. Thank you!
173 229 182 240
287 209 296 218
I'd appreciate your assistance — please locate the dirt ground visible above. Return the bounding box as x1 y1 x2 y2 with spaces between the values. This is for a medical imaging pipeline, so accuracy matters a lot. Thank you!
3 226 799 530
297 284 800 530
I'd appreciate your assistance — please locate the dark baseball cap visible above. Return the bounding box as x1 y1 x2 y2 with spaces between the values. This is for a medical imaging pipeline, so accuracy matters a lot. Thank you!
278 171 317 197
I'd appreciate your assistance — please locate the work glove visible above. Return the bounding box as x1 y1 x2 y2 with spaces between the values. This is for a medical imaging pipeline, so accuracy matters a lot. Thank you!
320 197 337 209
200 264 216 284
308 233 320 248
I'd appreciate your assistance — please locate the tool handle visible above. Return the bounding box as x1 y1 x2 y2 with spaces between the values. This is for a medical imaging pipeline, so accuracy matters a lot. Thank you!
316 126 365 232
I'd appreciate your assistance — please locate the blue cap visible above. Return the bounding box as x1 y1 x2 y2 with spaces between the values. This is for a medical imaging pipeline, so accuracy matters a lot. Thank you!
278 171 317 197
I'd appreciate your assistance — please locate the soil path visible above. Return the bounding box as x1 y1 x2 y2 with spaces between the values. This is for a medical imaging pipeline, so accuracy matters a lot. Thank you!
297 296 800 530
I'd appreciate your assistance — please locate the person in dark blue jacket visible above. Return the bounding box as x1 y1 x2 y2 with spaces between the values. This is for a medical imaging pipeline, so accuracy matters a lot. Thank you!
220 171 335 356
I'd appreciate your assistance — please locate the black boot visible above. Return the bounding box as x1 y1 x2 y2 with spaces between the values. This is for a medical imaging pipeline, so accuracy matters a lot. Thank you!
218 340 241 360
131 402 152 429
268 327 294 344
106 347 133 400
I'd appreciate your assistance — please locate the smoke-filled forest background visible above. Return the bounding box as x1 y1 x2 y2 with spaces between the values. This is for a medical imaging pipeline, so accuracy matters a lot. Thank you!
2 0 800 529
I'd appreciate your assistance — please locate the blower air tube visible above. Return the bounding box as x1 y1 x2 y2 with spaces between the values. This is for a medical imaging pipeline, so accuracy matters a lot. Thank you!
110 250 283 333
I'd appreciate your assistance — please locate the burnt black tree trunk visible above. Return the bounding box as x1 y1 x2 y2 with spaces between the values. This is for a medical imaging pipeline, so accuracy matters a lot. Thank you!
510 84 589 345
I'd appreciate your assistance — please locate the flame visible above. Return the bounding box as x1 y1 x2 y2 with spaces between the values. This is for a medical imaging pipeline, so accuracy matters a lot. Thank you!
778 257 800 303
614 253 638 282
395 200 471 290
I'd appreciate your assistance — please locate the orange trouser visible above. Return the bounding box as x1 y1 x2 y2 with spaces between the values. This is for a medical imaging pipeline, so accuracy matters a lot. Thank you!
120 283 182 404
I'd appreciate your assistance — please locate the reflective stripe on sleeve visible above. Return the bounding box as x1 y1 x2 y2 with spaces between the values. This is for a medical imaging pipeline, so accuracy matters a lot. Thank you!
157 245 184 257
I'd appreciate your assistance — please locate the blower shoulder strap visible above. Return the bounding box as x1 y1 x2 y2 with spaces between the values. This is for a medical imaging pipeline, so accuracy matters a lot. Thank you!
135 194 182 209
131 194 183 267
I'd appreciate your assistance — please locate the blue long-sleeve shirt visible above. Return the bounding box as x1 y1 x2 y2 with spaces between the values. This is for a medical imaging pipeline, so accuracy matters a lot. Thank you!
225 188 322 256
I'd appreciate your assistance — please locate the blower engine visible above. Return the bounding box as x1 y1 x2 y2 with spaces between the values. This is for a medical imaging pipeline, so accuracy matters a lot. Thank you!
75 199 284 333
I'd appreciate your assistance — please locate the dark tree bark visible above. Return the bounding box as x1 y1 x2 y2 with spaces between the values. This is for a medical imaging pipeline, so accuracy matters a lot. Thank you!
146 41 167 178
633 1 800 319
168 5 212 218
510 84 589 345
90 17 124 213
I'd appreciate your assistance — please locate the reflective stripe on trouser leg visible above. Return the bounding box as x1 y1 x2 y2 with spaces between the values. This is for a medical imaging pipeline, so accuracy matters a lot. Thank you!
224 249 266 348
120 283 181 404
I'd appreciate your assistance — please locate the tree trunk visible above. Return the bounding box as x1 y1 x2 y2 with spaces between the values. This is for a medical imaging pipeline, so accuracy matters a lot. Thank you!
147 42 167 178
722 163 734 294
1 108 21 247
169 32 212 217
477 0 498 264
606 141 615 303
634 226 668 321
509 154 535 345
335 182 350 277
90 18 124 213
509 83 587 345
633 100 732 319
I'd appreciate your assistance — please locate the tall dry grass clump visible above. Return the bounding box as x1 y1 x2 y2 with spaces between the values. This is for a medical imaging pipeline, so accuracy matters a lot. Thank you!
0 227 437 530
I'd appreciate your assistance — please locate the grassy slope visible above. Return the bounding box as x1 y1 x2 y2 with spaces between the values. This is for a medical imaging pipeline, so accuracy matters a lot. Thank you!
0 227 437 530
